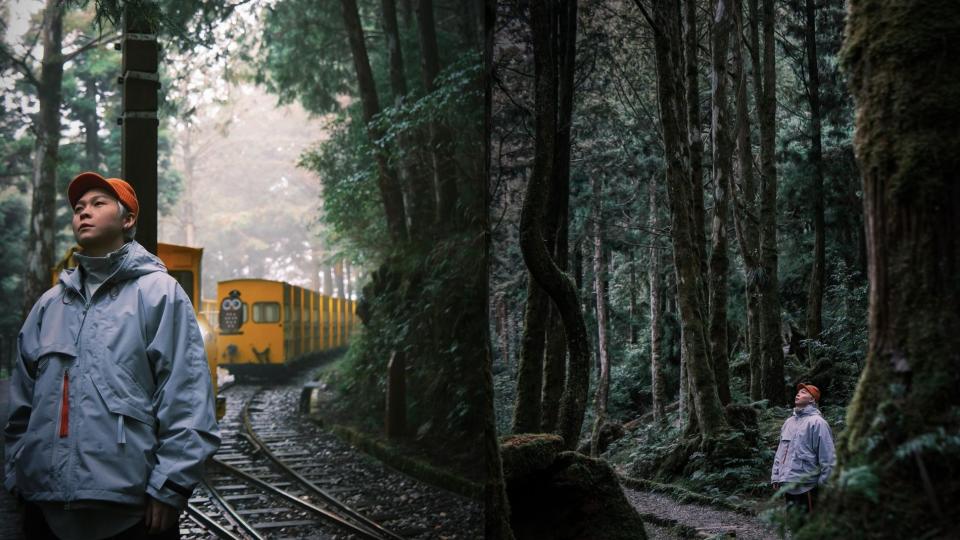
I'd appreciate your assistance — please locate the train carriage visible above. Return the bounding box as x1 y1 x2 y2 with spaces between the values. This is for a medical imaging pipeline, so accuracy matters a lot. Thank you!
217 278 355 378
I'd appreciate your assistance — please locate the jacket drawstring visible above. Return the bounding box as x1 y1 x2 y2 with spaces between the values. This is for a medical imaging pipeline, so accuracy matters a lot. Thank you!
117 415 126 445
59 372 69 438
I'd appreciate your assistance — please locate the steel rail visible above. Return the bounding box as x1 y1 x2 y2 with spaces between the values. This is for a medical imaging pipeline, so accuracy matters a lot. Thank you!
242 393 406 540
210 457 387 540
185 503 245 540
199 475 267 540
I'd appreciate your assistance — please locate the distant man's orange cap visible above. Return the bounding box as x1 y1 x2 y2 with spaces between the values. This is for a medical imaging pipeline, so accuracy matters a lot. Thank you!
797 383 820 402
68 172 139 217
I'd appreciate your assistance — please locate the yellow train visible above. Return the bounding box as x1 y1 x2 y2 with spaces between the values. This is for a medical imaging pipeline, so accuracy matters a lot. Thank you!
215 278 356 377
53 243 226 419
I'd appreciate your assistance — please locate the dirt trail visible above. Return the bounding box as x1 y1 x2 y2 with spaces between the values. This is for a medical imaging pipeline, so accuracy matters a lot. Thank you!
624 487 779 539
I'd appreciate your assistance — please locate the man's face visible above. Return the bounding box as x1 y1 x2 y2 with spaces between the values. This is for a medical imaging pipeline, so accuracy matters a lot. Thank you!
72 188 134 253
794 388 814 408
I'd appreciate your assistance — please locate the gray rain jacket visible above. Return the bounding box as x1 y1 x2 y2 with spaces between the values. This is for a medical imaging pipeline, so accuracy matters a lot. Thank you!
771 404 836 492
3 241 220 510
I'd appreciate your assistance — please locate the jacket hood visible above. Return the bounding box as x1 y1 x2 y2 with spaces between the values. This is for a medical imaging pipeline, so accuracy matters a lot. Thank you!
59 240 166 293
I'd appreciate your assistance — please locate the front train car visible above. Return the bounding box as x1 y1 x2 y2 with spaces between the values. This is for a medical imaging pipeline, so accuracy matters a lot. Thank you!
216 279 356 379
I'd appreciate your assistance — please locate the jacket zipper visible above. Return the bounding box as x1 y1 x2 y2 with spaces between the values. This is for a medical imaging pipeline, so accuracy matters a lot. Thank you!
59 371 69 437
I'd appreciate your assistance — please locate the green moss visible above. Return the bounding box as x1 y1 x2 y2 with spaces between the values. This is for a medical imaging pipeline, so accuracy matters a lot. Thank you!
499 433 566 483
505 450 648 540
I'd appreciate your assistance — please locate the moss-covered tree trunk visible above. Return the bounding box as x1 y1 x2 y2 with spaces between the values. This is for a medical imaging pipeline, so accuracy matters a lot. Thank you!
799 2 960 537
523 0 590 451
683 0 708 298
708 0 733 406
341 0 408 243
513 280 548 433
803 0 826 339
541 0 576 435
382 0 435 241
22 0 64 320
415 0 459 227
483 0 514 533
652 0 729 442
729 0 762 401
649 180 668 425
590 175 610 457
756 0 785 404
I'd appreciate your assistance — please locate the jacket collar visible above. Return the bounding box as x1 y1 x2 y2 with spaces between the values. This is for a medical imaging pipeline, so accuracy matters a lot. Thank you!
59 240 166 296
793 403 820 417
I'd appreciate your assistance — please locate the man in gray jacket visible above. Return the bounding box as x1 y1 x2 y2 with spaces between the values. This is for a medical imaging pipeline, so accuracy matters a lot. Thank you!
771 383 836 513
4 172 221 539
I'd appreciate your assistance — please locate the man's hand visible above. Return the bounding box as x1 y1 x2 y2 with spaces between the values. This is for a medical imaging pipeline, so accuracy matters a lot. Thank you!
145 497 180 534
773 483 781 491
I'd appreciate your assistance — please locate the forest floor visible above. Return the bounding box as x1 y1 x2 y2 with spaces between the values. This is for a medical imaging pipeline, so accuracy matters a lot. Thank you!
624 486 779 539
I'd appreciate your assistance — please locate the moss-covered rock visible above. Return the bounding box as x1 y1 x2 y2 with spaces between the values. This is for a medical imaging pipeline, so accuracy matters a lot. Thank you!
576 422 627 455
503 443 648 540
500 433 566 483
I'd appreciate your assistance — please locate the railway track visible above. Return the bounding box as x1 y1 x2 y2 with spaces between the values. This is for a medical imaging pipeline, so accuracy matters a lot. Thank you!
184 383 404 539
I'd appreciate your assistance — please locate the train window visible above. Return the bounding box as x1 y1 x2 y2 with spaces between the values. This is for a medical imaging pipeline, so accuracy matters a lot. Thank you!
253 302 280 323
284 305 291 322
169 270 194 305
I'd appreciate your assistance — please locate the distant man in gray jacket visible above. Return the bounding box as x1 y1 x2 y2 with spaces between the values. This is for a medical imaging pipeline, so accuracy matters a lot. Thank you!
771 383 836 513
4 172 220 539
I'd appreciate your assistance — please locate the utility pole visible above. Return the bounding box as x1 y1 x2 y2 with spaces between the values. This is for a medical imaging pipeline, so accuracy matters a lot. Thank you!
118 7 159 254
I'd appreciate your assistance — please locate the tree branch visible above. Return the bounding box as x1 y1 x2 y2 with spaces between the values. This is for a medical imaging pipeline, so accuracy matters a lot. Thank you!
60 32 122 65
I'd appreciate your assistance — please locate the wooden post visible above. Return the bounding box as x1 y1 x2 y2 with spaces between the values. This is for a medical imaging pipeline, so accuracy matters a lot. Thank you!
120 7 159 255
385 351 406 438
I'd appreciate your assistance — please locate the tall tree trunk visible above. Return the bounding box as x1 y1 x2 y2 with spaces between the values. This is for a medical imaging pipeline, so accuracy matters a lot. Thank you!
684 0 708 290
324 264 334 296
803 0 826 339
541 0 577 434
629 250 638 345
807 3 960 536
729 0 762 401
22 0 65 320
334 259 345 299
757 0 784 404
649 180 667 425
708 0 733 405
523 0 590 450
415 0 459 226
652 0 728 441
512 278 547 433
382 0 435 240
590 176 610 457
79 75 101 171
483 0 514 531
340 0 408 243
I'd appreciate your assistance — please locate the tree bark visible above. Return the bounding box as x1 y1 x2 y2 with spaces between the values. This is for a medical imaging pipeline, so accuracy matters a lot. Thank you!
22 0 64 320
590 176 610 457
79 75 101 171
652 0 728 441
684 0 708 290
541 0 577 434
482 0 514 532
512 277 547 433
756 0 784 404
803 0 826 339
340 0 408 243
729 0 762 401
808 2 960 536
708 0 733 405
415 0 459 227
649 180 667 425
523 0 590 450
382 0 435 240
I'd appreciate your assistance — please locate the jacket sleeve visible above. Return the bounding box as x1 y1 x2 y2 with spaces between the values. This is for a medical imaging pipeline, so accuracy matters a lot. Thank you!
816 419 836 485
144 280 220 509
3 300 44 493
771 422 786 483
